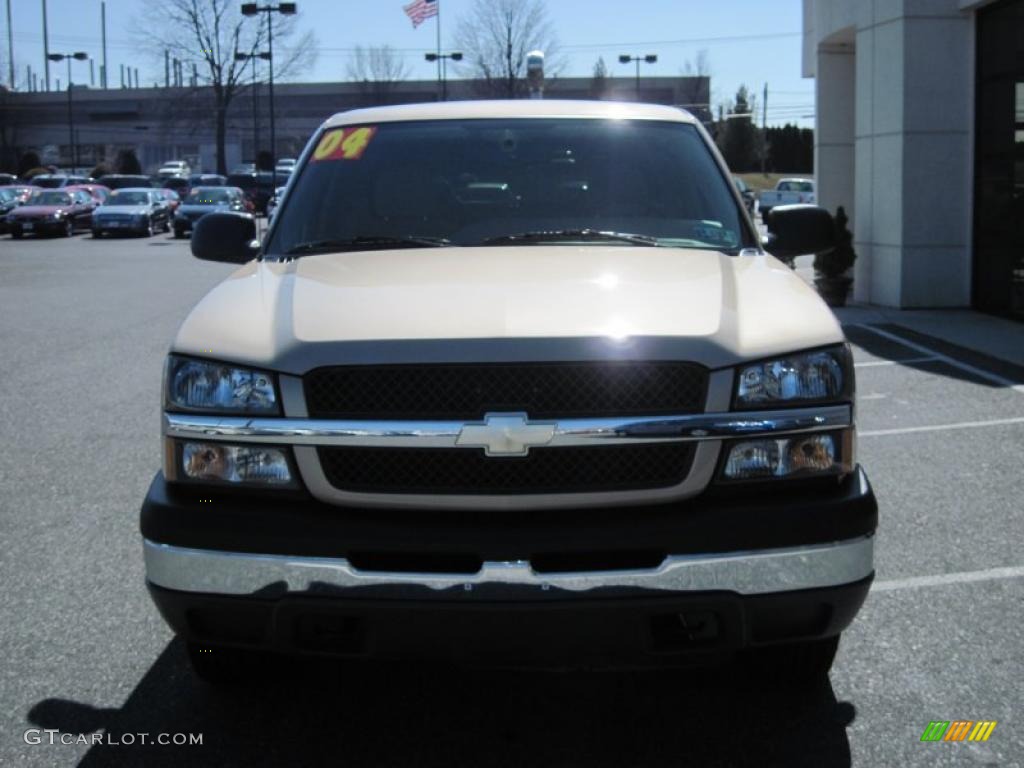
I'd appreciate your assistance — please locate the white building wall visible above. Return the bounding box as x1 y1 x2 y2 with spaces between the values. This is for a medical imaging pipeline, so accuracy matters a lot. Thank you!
804 0 976 308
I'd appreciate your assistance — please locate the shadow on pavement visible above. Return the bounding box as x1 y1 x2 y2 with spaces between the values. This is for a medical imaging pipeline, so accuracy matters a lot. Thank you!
29 639 855 768
843 323 1024 388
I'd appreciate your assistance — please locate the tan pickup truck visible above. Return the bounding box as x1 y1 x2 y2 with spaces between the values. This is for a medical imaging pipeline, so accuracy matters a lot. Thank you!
141 100 876 683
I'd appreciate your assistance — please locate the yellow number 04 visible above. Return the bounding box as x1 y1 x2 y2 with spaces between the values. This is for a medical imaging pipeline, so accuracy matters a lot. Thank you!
313 130 345 160
340 127 373 159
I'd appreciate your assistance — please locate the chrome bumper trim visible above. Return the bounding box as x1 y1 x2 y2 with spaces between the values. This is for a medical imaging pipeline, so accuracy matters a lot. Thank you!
143 535 874 596
163 405 851 449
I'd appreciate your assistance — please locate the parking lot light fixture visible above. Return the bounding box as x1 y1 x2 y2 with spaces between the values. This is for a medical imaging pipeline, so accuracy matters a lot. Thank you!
47 51 89 171
619 53 658 98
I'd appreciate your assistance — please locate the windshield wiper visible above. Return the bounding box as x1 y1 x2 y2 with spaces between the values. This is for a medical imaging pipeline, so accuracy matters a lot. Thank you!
478 229 661 247
285 235 453 255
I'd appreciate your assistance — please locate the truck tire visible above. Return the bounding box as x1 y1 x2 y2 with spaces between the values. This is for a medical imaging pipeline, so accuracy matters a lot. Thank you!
741 635 840 683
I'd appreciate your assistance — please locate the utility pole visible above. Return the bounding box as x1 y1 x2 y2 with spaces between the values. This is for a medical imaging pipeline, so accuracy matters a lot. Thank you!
165 50 170 87
101 2 107 88
6 0 14 89
761 82 768 176
42 0 50 90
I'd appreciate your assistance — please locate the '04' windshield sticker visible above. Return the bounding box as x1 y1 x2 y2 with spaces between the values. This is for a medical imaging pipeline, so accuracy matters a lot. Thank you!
312 126 377 162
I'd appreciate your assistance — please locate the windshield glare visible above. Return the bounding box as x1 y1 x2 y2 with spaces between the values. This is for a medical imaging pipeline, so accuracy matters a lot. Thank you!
107 191 151 206
268 119 748 256
29 191 72 206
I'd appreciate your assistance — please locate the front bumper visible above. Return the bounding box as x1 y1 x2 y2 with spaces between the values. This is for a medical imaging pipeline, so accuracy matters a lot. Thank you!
141 468 876 663
8 220 63 235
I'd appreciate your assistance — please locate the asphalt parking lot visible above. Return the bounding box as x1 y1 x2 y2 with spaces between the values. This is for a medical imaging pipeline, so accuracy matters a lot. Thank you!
0 233 1022 767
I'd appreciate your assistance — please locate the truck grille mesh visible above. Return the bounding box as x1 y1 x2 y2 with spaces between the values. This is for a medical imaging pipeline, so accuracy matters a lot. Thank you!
304 361 708 420
317 443 696 495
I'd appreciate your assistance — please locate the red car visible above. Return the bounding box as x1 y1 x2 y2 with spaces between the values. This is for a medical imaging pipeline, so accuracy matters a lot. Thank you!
0 184 39 204
6 189 96 238
67 183 111 205
156 187 181 214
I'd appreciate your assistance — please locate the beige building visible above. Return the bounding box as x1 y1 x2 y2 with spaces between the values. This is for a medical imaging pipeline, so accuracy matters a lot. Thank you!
803 0 1023 320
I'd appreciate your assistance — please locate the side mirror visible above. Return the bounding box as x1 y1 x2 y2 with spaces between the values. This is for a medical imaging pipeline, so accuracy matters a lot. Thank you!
191 211 259 264
763 204 836 260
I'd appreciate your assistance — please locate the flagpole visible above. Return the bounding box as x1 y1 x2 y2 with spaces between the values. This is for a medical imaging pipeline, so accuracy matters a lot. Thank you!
436 0 442 101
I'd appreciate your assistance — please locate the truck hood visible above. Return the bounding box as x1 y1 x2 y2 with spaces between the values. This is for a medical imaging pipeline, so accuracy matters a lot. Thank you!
173 246 844 373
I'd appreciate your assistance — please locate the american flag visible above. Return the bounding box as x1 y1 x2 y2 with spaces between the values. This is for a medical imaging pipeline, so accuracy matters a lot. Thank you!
403 0 438 28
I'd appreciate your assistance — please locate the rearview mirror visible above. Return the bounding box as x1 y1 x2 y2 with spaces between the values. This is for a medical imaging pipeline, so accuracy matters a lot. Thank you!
763 204 836 260
191 211 259 264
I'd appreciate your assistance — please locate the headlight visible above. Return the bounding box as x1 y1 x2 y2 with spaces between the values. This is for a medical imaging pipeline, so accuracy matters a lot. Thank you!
165 356 279 414
177 441 295 486
735 345 852 408
49 211 63 220
720 431 852 481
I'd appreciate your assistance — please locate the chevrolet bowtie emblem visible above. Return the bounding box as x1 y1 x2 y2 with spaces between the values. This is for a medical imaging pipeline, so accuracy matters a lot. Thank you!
455 413 557 456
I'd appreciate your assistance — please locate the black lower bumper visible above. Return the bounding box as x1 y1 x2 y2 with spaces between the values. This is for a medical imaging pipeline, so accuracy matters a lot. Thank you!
149 575 872 667
142 469 876 664
141 468 877 563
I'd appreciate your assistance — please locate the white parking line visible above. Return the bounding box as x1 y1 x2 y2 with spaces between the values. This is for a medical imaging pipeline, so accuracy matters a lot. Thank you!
860 416 1024 437
852 324 1024 395
873 565 1024 592
854 356 939 368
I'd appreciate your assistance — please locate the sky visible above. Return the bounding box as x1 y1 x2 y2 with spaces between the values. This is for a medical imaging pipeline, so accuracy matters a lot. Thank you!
2 0 815 127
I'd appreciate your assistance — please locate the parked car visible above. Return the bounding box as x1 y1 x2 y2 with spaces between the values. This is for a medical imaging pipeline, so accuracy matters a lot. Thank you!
0 184 39 204
0 172 17 185
66 183 110 204
733 176 755 214
162 176 191 196
231 163 256 174
6 188 96 237
145 101 874 685
99 174 158 190
172 185 248 237
265 185 287 219
91 188 171 237
0 188 20 233
157 160 191 178
189 173 227 188
758 178 816 215
28 174 92 189
225 171 287 214
156 188 181 215
275 158 297 173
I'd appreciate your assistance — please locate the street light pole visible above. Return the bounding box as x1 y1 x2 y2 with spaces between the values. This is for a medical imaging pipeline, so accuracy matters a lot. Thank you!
48 51 87 171
241 3 296 170
235 49 270 163
618 54 657 99
424 51 462 102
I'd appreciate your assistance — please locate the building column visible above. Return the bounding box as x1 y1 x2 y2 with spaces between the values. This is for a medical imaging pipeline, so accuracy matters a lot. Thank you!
814 44 856 222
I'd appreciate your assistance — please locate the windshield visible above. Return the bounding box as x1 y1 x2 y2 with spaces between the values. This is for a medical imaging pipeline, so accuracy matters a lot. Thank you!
187 188 233 205
107 191 151 206
28 191 72 206
779 180 814 192
267 119 748 256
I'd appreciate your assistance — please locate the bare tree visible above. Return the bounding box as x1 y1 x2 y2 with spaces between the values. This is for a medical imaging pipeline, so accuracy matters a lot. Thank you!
345 45 410 104
681 49 711 77
589 56 610 99
454 0 561 98
135 0 317 174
